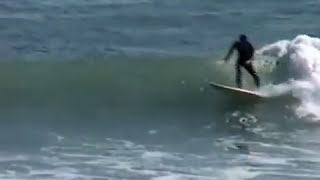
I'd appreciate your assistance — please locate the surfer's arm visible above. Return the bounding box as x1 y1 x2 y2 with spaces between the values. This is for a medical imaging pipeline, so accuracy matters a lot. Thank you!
247 54 255 64
246 44 255 64
224 42 236 62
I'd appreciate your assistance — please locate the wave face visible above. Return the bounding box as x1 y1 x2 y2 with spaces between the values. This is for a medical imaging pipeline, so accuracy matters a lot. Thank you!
0 57 217 109
2 34 320 122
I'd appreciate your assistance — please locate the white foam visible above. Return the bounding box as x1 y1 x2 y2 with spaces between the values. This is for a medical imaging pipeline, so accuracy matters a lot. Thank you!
245 153 289 165
148 129 158 135
257 34 320 120
0 154 28 162
220 166 261 180
142 151 182 161
256 40 290 58
151 174 186 180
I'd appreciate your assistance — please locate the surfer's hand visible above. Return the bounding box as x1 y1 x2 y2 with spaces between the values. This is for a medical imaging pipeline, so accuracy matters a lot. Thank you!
245 60 252 65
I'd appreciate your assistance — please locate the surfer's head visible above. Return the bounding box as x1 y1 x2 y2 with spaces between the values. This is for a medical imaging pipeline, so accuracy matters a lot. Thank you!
239 34 247 41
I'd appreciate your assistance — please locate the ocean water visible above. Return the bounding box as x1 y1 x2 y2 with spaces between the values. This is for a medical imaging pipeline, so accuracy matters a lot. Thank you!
1 0 320 179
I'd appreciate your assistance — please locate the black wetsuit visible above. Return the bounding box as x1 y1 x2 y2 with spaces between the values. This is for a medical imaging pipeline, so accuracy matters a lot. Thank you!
230 40 260 88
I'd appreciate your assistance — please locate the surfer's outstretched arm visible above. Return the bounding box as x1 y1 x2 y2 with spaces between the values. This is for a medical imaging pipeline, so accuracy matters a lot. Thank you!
224 42 236 62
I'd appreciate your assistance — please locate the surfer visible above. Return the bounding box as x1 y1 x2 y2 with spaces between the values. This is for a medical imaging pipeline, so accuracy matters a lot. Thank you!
224 34 260 88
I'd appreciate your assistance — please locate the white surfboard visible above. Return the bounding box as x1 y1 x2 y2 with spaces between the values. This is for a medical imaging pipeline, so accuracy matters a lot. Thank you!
209 82 267 99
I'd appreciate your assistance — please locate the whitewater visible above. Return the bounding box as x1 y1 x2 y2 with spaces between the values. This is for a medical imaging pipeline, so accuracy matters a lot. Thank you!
256 35 320 122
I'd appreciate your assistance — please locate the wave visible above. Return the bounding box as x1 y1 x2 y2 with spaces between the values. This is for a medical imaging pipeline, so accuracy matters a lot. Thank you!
0 56 225 110
2 35 320 123
256 34 320 121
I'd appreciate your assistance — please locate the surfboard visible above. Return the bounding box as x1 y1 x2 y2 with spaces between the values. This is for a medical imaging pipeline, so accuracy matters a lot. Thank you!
209 82 267 99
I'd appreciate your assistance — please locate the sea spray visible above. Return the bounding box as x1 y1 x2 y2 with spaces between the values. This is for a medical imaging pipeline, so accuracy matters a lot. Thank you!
257 35 320 121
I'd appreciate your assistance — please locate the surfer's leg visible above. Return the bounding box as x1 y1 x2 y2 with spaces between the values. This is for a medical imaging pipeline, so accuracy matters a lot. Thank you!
236 64 242 88
244 63 260 88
